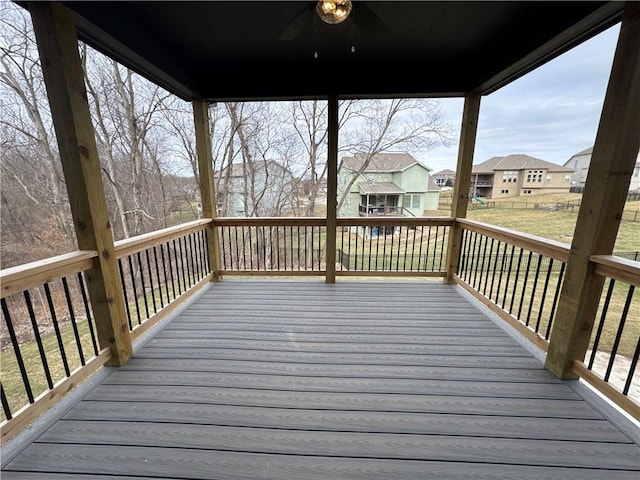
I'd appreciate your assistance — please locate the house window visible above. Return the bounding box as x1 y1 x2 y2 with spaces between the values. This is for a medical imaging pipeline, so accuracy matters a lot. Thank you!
546 175 552 183
501 189 509 194
523 189 532 194
564 175 571 182
526 170 543 183
403 194 421 209
502 170 518 183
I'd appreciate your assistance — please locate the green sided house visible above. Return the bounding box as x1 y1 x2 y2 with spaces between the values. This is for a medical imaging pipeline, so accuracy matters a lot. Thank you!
338 152 440 218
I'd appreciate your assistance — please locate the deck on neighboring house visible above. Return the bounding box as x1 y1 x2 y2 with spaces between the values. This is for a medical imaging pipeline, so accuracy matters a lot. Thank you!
2 280 639 479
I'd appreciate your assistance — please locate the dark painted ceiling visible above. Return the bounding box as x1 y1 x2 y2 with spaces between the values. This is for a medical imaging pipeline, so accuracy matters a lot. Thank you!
23 1 624 101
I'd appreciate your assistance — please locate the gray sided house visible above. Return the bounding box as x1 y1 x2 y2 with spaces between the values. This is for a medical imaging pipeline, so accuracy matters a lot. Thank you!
471 154 574 199
215 160 295 217
564 146 640 192
337 152 439 217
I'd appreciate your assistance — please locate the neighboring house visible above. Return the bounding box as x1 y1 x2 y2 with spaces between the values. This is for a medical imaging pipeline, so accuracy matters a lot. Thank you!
470 154 574 199
432 169 456 187
215 160 295 217
564 146 640 191
337 152 439 217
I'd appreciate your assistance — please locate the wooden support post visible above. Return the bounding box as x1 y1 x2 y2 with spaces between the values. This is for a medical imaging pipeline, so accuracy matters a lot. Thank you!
193 99 222 281
29 2 132 366
325 95 339 283
446 93 481 284
546 3 640 379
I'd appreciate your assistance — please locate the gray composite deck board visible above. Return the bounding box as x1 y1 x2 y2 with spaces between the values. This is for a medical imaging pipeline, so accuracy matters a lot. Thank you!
3 280 639 479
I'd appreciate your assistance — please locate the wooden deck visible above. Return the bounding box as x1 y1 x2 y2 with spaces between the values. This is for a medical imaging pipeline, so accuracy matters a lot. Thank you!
2 280 639 479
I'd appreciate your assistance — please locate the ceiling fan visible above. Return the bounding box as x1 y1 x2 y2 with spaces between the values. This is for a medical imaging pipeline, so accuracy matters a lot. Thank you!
278 1 387 41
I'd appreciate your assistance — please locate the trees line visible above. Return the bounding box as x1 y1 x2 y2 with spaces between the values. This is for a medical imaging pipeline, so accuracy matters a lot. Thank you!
0 2 452 268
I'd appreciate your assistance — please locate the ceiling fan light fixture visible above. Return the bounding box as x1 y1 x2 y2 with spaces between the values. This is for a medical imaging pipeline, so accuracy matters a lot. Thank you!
316 0 352 24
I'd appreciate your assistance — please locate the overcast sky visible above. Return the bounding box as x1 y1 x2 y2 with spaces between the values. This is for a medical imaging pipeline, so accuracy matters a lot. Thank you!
424 23 621 173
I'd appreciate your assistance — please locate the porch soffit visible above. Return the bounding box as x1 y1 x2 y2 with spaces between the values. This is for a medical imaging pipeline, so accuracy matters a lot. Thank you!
14 1 624 101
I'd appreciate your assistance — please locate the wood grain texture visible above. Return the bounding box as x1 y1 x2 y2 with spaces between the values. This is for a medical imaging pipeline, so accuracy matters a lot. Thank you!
3 280 638 479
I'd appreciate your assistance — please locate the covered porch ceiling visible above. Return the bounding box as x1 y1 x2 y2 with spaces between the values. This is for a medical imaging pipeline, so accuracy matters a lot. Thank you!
24 1 624 102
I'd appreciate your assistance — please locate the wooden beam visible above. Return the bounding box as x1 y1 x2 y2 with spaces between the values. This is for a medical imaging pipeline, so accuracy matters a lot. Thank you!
193 100 222 281
446 93 481 284
28 2 132 366
546 3 640 379
325 95 339 283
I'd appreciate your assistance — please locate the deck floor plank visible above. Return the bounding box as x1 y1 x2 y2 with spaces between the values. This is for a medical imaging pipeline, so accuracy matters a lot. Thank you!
3 280 639 479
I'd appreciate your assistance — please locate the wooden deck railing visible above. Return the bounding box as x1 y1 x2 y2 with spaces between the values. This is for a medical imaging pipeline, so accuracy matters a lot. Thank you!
0 251 109 443
455 218 639 418
114 219 213 341
573 255 640 417
1 216 637 442
0 219 213 443
214 217 453 277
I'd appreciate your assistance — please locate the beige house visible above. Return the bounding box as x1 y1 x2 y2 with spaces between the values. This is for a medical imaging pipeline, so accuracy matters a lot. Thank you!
471 154 574 199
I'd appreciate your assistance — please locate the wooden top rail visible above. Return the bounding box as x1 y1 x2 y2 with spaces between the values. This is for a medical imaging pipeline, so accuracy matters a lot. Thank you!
214 217 327 227
114 219 211 258
456 218 570 262
337 217 454 227
0 250 98 299
590 255 640 287
214 216 454 228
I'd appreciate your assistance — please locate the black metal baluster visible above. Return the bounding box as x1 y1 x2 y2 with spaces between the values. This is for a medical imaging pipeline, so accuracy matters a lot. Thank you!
604 285 635 382
545 262 566 340
43 283 70 376
624 337 640 395
118 258 133 329
517 251 533 319
588 278 615 369
472 234 485 289
220 227 228 270
438 226 446 272
1 383 12 420
165 243 177 300
403 226 410 272
534 259 554 334
417 226 424 271
145 249 157 314
62 277 86 365
23 291 54 389
488 240 500 300
2 299 34 403
525 253 543 326
181 236 193 287
248 226 254 271
476 235 489 292
241 226 248 271
176 238 187 292
77 273 98 355
495 240 508 305
127 255 141 322
501 244 516 309
153 246 165 308
509 248 524 313
137 252 150 319
482 239 494 296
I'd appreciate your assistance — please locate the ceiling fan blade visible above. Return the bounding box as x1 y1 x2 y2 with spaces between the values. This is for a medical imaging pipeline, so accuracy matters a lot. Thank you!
354 2 387 35
278 3 315 41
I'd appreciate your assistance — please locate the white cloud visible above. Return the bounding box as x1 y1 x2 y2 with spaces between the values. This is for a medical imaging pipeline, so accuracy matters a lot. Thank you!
426 24 620 173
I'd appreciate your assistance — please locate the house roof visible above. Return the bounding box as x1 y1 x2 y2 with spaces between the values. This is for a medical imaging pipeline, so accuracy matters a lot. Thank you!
359 182 405 195
341 153 427 173
433 169 456 176
472 154 575 174
17 1 623 101
215 160 292 178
